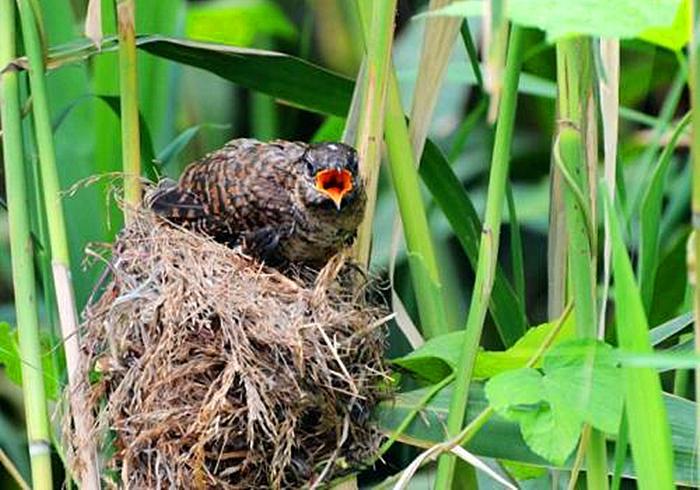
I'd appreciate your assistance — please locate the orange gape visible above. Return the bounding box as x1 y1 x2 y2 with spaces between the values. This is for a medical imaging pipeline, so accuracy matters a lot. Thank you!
314 168 353 209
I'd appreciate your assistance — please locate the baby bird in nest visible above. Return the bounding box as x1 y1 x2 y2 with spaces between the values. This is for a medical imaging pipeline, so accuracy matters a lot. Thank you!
149 138 366 269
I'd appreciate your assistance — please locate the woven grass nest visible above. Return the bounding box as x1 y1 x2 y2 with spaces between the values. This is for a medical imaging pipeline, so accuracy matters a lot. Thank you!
71 207 390 489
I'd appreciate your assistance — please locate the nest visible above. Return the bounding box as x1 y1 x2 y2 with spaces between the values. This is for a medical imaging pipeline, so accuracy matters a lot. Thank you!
70 208 390 489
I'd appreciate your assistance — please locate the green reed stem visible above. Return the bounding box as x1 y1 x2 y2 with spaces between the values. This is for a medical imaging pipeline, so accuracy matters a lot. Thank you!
433 25 524 488
353 0 395 267
116 0 141 221
15 0 101 487
0 1 53 487
555 37 608 490
690 0 700 476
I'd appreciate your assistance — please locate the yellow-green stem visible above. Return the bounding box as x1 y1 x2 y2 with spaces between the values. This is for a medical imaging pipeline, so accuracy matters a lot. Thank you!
0 1 53 487
434 25 524 488
353 0 395 266
15 1 101 487
555 37 607 490
116 0 142 221
690 0 700 476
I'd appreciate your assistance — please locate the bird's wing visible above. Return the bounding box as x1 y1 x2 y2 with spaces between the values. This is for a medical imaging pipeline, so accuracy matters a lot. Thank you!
148 184 207 220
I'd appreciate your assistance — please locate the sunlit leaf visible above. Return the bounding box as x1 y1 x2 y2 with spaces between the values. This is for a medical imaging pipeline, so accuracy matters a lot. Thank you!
186 0 296 46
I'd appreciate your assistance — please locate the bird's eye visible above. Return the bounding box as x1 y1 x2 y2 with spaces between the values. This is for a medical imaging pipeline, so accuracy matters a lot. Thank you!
306 161 315 174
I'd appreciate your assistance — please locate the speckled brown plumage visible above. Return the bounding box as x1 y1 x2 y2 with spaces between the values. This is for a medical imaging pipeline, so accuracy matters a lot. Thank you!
149 138 366 268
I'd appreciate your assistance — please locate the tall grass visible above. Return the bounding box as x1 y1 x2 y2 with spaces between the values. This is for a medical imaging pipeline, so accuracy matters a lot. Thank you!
434 24 524 488
0 1 53 487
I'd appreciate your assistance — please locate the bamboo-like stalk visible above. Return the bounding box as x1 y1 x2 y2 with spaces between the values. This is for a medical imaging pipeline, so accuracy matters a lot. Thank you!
15 1 101 487
0 1 53 488
116 0 142 221
352 0 395 267
433 25 524 488
690 0 700 475
354 1 448 339
382 72 449 339
555 37 608 490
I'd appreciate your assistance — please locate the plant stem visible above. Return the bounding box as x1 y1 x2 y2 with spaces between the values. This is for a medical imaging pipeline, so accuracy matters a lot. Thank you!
116 0 141 221
352 0 395 267
0 1 53 488
384 72 449 339
433 25 524 488
690 0 700 476
555 37 607 490
15 1 101 487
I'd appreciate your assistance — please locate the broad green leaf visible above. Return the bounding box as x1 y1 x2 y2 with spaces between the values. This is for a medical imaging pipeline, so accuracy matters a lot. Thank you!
422 0 684 46
543 340 623 434
18 36 353 117
639 0 690 51
0 322 21 385
0 322 60 401
475 315 574 378
392 314 573 382
374 383 697 485
391 330 459 383
508 0 682 41
484 368 545 414
484 339 623 465
518 403 581 467
186 0 296 46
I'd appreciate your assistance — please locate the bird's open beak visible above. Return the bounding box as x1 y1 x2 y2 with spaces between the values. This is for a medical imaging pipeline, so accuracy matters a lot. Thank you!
315 169 353 209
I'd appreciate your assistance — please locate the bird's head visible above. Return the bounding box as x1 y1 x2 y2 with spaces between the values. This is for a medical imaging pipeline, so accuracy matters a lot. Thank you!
299 142 362 211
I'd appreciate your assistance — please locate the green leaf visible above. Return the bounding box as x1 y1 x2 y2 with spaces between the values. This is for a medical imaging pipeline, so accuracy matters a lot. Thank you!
543 339 623 434
649 311 693 346
475 315 574 379
391 330 460 383
391 315 573 382
134 37 354 117
518 402 581 467
500 460 547 481
186 0 296 46
0 322 61 401
0 322 22 385
421 140 527 345
484 368 545 415
508 0 682 42
638 0 690 51
374 383 697 485
639 112 690 312
483 339 623 465
606 192 676 488
422 0 685 46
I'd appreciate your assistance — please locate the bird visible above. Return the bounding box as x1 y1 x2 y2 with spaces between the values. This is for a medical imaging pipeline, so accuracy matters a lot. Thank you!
148 138 366 269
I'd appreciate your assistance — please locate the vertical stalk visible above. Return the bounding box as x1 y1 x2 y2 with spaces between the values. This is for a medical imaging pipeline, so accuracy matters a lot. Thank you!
15 1 101 487
116 0 141 221
434 25 524 488
355 1 448 339
0 1 53 488
555 38 608 490
690 0 700 475
352 0 395 267
383 73 449 339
